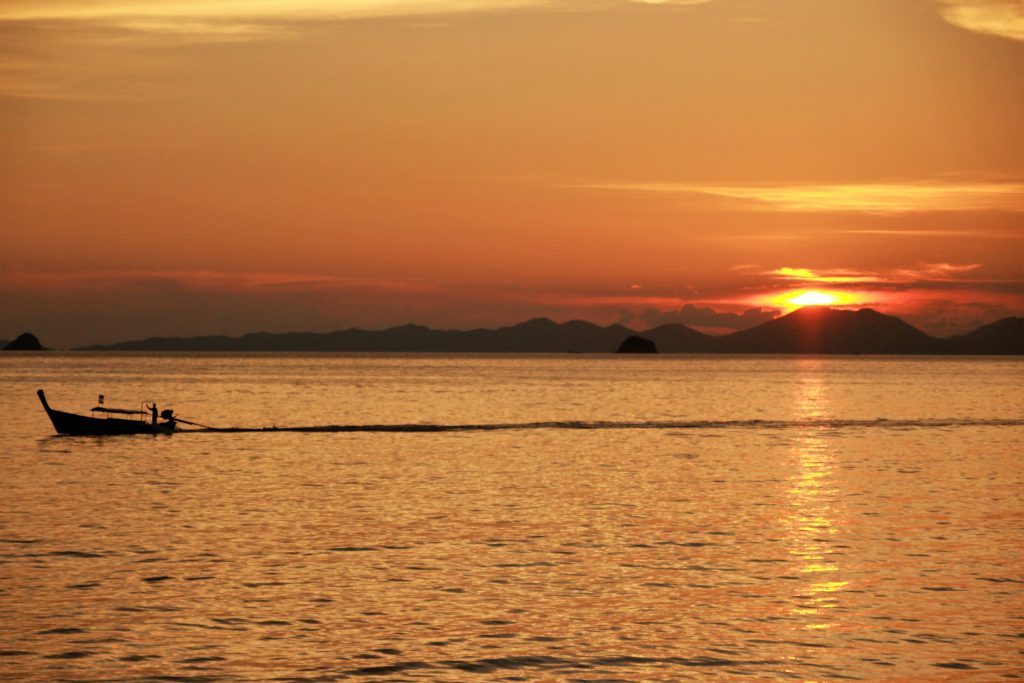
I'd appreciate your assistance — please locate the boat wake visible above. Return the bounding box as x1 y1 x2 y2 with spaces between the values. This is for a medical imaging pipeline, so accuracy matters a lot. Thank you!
180 417 1024 434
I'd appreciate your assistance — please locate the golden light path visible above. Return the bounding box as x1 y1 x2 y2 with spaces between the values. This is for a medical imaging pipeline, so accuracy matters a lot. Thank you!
785 362 848 638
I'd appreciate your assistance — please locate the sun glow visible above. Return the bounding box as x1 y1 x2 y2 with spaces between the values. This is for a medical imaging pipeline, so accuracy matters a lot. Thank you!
756 289 863 312
789 291 838 307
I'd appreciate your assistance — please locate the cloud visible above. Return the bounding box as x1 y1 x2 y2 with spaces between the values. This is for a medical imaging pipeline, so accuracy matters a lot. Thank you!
4 269 441 295
769 262 989 288
638 304 778 331
772 266 881 284
0 0 552 23
103 18 291 40
900 299 1024 337
838 229 1020 239
628 0 712 5
750 262 1022 319
1 268 457 346
0 59 81 100
746 262 1023 330
571 180 1024 213
0 0 718 30
938 0 1024 41
891 262 984 282
0 0 554 47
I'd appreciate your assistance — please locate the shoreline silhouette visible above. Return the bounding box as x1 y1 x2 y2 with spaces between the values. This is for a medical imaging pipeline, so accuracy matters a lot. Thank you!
59 307 1022 355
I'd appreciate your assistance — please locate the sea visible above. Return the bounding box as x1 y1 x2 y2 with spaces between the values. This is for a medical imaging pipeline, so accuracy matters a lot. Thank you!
0 353 1022 682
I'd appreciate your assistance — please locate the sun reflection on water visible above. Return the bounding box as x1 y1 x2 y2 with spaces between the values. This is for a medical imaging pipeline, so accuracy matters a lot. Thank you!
786 361 846 631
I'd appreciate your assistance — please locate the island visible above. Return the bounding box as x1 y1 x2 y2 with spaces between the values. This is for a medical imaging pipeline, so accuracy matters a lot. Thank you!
2 333 46 351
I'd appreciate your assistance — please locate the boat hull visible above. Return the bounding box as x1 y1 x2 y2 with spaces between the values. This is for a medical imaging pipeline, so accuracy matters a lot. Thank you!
38 390 174 436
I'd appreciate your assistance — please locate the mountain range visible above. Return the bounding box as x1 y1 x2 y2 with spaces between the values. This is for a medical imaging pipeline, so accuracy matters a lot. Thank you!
75 307 1023 355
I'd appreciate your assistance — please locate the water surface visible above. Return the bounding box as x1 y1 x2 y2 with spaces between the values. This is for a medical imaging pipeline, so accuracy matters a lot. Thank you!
1 354 1021 680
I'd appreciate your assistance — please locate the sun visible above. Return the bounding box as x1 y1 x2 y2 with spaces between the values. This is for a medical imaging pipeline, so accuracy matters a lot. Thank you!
755 287 868 312
789 291 838 306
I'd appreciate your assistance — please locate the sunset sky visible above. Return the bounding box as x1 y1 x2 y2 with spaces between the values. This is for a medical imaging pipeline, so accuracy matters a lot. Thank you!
1 0 1022 348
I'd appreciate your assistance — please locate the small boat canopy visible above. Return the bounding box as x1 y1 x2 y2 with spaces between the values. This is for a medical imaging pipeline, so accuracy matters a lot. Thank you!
90 406 146 415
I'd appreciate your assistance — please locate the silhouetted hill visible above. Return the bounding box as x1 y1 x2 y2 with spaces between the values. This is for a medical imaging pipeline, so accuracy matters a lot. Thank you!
642 323 715 353
3 332 47 351
945 317 1024 355
78 318 643 353
718 307 939 354
74 309 1023 354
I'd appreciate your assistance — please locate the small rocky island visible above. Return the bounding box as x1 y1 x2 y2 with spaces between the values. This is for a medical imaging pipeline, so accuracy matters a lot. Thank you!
616 335 658 354
2 333 47 351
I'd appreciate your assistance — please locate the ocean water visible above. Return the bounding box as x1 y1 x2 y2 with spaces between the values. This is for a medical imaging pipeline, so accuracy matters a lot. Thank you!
0 353 1022 681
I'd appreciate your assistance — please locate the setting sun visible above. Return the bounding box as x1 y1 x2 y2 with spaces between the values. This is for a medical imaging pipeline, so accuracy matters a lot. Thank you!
790 291 838 307
753 288 869 312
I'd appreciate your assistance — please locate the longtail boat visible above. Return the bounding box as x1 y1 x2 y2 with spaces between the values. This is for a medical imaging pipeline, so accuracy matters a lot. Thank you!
37 389 176 436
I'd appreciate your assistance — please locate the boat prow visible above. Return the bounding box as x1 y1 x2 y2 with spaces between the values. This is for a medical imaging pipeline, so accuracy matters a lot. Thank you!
37 389 176 436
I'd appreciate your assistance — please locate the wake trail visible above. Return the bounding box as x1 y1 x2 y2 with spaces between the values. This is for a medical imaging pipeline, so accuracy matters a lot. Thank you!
178 418 1024 434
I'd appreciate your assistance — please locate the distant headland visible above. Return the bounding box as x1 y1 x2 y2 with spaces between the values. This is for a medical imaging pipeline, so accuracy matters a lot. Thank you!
2 332 47 351
70 308 1023 355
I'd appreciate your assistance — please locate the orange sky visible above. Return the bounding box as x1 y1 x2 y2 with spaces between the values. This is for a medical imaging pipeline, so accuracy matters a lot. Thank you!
1 0 1022 347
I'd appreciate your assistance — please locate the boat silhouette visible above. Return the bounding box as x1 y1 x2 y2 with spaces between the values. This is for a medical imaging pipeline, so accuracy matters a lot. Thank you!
37 389 176 435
